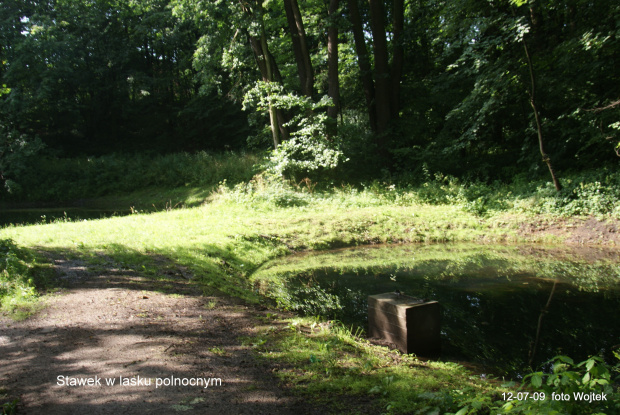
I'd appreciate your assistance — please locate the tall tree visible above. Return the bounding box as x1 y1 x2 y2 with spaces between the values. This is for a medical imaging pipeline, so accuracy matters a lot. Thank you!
243 1 289 147
326 0 340 136
347 0 404 150
283 0 314 98
1 0 247 155
347 0 376 131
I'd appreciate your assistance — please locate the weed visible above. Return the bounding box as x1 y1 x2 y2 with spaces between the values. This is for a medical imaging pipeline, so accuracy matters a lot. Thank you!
208 347 227 356
1 398 19 415
493 355 620 415
204 300 217 310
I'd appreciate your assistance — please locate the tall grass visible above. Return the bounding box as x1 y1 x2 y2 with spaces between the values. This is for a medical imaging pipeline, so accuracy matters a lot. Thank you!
214 168 620 218
7 151 261 202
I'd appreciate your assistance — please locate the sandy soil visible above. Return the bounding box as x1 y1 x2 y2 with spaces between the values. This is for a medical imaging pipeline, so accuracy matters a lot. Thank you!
517 216 620 245
0 254 309 414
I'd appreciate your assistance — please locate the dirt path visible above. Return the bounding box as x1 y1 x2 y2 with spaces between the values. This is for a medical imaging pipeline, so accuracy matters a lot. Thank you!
0 254 307 414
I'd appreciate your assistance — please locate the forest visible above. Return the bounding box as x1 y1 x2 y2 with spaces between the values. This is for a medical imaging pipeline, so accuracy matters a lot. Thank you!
1 0 619 197
1 1 620 414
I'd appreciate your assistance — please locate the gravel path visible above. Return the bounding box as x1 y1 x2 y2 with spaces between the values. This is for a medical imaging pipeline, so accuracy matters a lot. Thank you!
0 254 306 414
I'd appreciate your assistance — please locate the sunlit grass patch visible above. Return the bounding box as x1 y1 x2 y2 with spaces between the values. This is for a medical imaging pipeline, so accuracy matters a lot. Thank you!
0 187 581 308
255 318 505 414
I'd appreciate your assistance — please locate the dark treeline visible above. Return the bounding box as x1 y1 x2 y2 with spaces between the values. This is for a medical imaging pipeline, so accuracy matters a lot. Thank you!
1 0 619 194
0 0 249 156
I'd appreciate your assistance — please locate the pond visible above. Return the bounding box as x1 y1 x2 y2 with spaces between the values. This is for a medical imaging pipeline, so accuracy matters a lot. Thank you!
252 243 620 377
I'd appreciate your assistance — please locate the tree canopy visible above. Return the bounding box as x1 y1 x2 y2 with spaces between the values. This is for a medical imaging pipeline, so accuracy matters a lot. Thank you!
1 0 619 192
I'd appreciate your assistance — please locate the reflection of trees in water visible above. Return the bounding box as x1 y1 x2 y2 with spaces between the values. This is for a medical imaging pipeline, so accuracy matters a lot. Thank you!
266 253 620 378
529 280 557 368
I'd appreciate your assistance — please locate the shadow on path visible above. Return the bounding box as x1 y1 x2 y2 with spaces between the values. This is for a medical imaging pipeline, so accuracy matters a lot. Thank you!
0 248 312 414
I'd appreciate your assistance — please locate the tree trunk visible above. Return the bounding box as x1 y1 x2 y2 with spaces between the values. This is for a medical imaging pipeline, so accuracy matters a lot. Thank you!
348 0 404 150
327 0 340 137
368 0 391 138
523 32 562 191
283 0 314 97
246 3 289 148
347 0 377 132
390 0 405 121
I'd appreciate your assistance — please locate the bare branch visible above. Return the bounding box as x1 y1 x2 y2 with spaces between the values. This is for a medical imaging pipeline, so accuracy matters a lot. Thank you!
584 99 620 112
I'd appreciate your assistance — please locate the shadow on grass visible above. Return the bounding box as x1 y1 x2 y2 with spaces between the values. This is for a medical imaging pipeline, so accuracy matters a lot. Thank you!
0 186 216 228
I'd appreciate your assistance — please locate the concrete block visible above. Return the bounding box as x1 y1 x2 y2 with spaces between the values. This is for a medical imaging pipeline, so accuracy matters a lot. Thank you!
368 292 440 355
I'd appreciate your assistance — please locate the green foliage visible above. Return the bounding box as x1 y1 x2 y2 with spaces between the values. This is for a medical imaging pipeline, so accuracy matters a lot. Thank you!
264 274 346 318
208 163 620 220
497 355 620 414
0 123 44 195
1 0 248 156
511 170 620 217
390 0 620 179
1 397 19 415
0 239 40 313
6 152 259 202
243 82 347 179
396 168 620 218
2 0 619 180
216 174 314 208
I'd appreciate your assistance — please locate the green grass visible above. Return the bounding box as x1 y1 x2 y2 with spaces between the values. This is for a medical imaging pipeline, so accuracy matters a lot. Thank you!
1 173 619 414
0 239 53 317
0 193 530 302
4 149 619 222
254 318 504 414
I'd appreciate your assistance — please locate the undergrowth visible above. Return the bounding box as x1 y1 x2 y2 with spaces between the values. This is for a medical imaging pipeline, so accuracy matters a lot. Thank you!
4 150 618 220
0 239 49 315
213 167 620 219
3 151 260 202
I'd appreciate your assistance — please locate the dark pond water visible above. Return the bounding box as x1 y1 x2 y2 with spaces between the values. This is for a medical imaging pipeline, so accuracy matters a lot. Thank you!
0 208 130 227
253 244 620 377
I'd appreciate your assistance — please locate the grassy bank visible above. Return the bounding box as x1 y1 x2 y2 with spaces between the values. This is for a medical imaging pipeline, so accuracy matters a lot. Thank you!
2 178 619 413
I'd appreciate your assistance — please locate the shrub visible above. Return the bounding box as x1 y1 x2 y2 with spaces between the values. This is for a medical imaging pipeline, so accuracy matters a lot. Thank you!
496 355 620 415
0 124 45 197
243 82 347 181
